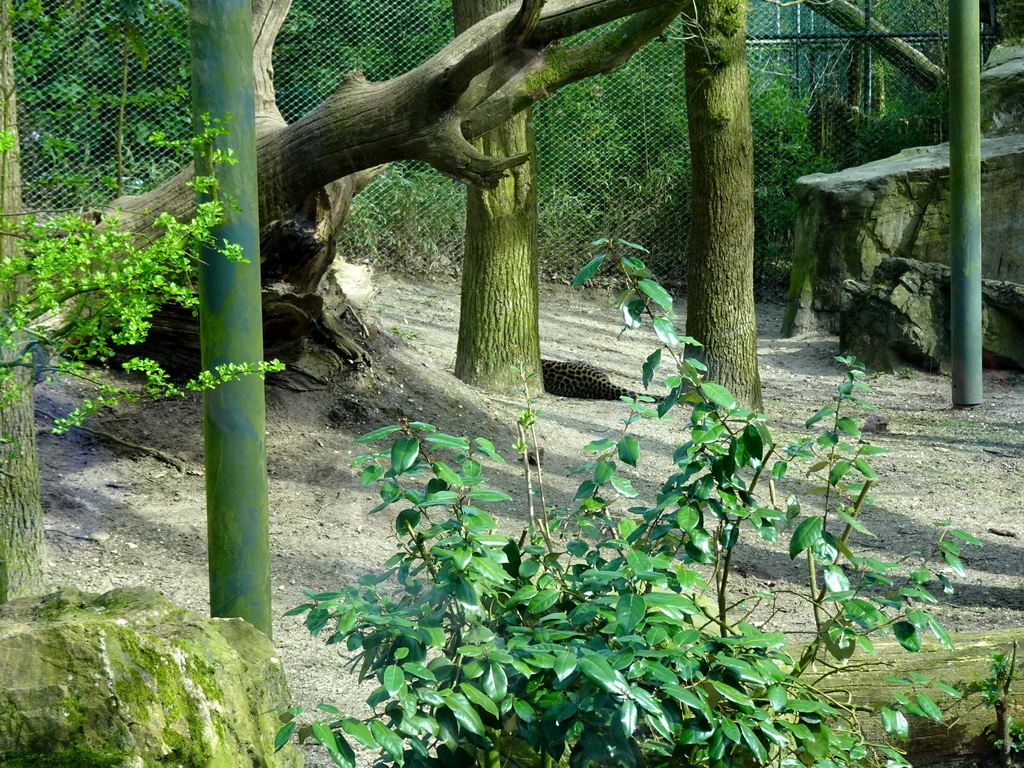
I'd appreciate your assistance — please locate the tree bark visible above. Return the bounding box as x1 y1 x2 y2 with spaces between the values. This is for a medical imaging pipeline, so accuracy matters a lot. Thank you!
683 0 763 410
453 0 541 393
0 0 45 602
815 629 1024 765
103 0 689 378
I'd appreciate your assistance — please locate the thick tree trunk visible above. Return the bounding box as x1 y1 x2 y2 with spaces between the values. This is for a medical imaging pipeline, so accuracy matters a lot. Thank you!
70 0 688 379
683 0 763 410
453 0 542 393
0 0 45 602
818 629 1024 765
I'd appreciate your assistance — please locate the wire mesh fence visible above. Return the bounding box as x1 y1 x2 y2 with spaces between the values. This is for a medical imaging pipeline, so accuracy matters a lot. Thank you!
12 0 996 283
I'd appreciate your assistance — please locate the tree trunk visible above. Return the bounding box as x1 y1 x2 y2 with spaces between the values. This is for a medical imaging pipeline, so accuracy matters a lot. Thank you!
97 0 686 378
816 629 1024 765
453 0 541 393
683 0 763 410
0 0 45 602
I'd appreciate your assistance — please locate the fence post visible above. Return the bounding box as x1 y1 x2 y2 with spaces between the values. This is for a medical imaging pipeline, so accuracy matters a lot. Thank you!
190 0 273 637
948 0 983 407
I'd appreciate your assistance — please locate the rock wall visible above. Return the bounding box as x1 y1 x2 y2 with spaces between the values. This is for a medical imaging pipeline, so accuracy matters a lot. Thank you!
782 133 1024 336
0 587 302 767
841 256 1024 371
783 43 1024 341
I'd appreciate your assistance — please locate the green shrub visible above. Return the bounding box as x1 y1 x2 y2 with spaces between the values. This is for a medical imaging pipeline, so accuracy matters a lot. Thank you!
283 245 972 768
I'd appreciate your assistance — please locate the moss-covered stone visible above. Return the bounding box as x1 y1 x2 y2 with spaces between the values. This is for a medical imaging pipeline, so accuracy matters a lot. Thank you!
840 256 1024 371
0 587 301 767
783 45 1024 340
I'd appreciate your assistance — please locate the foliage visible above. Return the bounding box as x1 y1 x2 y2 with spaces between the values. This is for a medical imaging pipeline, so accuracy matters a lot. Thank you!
0 119 282 431
12 0 190 209
963 647 1024 763
283 241 973 768
337 164 466 275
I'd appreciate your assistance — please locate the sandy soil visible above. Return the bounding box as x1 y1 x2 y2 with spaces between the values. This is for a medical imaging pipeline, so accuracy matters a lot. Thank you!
35 272 1024 767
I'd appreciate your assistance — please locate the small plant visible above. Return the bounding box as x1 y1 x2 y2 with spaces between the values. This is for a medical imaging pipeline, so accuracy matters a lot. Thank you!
0 117 283 431
390 327 420 340
964 646 1024 767
282 242 975 768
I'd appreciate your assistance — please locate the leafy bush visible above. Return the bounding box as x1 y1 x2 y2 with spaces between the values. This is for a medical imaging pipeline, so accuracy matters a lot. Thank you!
283 245 972 768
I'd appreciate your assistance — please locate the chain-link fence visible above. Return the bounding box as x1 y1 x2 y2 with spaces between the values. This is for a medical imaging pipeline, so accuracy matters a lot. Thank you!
13 0 997 283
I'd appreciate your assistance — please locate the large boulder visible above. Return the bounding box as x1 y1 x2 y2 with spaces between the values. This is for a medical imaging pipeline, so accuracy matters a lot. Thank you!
0 587 302 768
841 256 1024 371
782 132 1024 336
982 44 1024 136
783 42 1024 338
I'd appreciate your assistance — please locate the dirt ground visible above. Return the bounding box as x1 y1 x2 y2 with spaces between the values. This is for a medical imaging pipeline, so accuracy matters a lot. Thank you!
35 272 1024 767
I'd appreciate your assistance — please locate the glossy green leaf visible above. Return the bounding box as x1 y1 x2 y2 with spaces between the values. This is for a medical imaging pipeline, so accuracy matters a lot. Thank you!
915 692 942 721
610 476 639 498
619 699 638 737
383 665 404 695
928 617 955 651
615 593 646 632
390 437 419 474
585 438 616 452
828 459 852 486
355 425 401 443
618 436 640 467
893 621 922 652
431 461 463 487
638 278 673 311
445 692 485 736
881 706 909 738
527 589 561 614
594 459 616 484
481 661 508 700
653 316 680 346
460 683 499 717
642 349 662 388
513 699 536 722
621 298 645 329
554 650 577 682
274 721 296 752
572 254 606 285
676 506 699 531
789 516 823 559
424 433 470 450
805 405 835 427
370 720 405 762
950 528 983 546
359 464 384 487
823 564 850 593
701 382 736 410
578 653 629 695
741 424 764 463
473 437 506 463
709 679 754 709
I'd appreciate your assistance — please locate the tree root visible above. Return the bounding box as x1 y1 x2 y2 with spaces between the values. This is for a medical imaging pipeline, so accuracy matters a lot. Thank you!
35 409 186 473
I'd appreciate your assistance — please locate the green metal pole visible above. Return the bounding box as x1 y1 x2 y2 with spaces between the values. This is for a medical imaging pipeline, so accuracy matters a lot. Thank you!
190 0 272 637
948 0 983 407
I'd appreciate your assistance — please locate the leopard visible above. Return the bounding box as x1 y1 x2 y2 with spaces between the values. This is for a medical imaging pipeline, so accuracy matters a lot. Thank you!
541 359 661 402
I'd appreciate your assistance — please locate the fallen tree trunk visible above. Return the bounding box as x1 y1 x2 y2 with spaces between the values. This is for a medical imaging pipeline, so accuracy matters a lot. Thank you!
101 0 688 378
817 629 1022 765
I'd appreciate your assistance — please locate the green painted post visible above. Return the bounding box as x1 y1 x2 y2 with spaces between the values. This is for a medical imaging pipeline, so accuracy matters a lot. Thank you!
190 0 272 637
948 0 983 407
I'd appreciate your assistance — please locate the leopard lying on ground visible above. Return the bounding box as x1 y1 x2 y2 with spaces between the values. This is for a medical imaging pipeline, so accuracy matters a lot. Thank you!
541 359 661 402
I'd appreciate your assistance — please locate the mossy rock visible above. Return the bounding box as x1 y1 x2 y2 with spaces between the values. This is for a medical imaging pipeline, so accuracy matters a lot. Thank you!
0 587 301 768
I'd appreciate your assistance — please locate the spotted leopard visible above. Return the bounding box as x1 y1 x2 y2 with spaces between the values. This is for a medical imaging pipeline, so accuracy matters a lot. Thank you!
541 359 660 402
